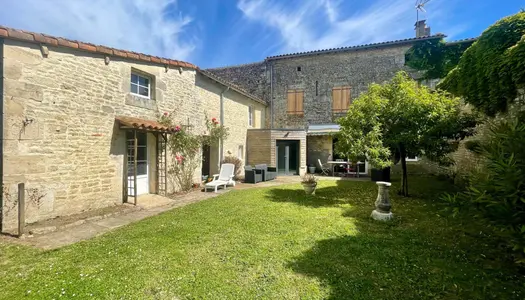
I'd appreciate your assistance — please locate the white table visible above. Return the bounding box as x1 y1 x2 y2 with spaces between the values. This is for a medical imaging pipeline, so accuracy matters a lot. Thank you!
327 161 365 177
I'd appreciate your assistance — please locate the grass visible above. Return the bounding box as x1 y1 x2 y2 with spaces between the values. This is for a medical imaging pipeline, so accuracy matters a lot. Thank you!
1 175 524 299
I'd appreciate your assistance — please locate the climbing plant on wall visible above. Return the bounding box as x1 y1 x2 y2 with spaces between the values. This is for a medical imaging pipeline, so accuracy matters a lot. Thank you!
159 113 229 192
405 38 474 80
439 12 525 116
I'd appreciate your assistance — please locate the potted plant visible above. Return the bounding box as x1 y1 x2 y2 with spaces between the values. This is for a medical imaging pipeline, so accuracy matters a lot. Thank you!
301 173 318 195
309 164 316 174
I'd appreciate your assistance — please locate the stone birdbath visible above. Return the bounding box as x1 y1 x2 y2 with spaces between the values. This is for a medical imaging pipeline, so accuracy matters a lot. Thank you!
371 181 393 221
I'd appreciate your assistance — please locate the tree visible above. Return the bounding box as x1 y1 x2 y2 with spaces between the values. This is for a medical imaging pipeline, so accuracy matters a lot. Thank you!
336 71 476 196
439 12 525 116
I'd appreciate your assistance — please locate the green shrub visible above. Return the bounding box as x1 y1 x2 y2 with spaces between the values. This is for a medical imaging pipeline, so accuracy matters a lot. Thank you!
444 113 525 263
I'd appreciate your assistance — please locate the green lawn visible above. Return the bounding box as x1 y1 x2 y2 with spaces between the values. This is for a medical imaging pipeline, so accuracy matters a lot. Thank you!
1 176 524 299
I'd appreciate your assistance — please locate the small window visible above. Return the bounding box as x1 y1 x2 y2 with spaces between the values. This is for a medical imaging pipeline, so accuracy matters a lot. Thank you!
332 86 351 113
287 89 304 115
248 106 253 127
238 145 244 160
297 66 302 72
130 72 151 99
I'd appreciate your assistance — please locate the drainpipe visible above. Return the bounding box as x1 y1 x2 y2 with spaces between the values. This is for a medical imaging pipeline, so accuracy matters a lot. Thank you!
269 62 274 129
0 38 4 232
219 86 229 170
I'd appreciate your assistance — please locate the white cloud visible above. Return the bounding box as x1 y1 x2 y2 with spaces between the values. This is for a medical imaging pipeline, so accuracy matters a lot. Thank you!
237 0 462 54
0 0 196 61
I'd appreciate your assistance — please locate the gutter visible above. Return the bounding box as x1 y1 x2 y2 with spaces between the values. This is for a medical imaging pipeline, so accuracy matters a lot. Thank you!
0 38 4 232
219 86 229 169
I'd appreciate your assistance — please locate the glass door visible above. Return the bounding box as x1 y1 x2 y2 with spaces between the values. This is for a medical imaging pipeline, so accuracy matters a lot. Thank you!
276 140 300 175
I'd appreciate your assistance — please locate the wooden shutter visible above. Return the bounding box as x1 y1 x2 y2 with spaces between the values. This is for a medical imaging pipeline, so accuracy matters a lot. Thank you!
333 86 351 113
287 90 304 115
332 87 341 112
296 90 304 115
287 90 296 114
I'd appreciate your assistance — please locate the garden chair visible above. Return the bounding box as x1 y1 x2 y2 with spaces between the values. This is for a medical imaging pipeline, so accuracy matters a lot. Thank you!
204 163 235 192
317 159 330 176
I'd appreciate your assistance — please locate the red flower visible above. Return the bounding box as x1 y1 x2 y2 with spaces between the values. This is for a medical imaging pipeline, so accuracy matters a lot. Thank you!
163 112 169 116
211 117 217 122
175 125 181 132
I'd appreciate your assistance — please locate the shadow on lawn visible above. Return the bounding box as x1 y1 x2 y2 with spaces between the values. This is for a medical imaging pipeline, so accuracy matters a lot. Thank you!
276 176 518 299
265 180 379 208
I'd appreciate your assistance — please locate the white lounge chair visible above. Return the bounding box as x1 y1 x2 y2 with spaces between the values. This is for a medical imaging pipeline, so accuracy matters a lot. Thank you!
204 163 235 192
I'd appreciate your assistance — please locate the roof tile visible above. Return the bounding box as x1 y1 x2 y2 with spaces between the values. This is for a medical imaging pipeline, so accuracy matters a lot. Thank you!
96 45 113 55
0 25 198 70
7 28 33 41
78 42 96 52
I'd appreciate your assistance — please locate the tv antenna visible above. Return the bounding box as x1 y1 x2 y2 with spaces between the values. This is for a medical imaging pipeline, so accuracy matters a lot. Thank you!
415 0 431 22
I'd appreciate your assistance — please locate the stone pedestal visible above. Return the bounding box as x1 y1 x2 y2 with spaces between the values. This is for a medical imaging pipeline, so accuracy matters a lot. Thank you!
371 181 393 221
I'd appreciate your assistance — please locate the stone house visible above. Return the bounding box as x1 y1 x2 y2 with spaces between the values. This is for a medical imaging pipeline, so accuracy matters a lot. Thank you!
208 21 444 175
0 26 266 232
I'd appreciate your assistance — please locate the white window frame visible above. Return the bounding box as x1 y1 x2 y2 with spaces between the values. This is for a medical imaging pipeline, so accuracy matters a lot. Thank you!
238 145 244 160
130 72 151 99
406 156 419 162
248 106 253 127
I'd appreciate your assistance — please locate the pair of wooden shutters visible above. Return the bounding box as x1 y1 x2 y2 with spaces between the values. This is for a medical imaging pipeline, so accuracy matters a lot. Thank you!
332 86 351 113
287 89 304 115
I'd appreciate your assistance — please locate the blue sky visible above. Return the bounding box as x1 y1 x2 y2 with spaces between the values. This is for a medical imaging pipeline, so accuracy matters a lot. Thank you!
0 0 523 68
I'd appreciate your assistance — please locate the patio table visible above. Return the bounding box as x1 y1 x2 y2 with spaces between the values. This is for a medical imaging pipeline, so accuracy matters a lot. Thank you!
327 161 365 177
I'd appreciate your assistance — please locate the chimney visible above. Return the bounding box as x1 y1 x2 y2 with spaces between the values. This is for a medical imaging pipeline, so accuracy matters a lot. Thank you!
415 20 431 37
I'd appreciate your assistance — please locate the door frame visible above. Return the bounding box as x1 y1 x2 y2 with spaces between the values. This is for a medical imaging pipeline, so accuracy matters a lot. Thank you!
276 139 300 176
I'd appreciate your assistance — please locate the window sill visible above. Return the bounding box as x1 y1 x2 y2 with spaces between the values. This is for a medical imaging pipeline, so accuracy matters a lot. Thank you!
125 93 157 110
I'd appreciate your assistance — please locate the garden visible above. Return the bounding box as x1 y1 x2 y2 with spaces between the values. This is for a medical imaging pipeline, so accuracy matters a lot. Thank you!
1 174 524 299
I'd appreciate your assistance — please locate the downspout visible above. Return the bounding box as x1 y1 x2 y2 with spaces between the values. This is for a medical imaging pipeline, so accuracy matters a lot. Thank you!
269 61 274 129
0 38 4 232
219 86 229 170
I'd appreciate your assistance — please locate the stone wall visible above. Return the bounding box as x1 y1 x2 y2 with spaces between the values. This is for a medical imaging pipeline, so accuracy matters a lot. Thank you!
269 45 411 129
206 62 269 103
196 73 266 175
307 135 333 170
1 39 264 231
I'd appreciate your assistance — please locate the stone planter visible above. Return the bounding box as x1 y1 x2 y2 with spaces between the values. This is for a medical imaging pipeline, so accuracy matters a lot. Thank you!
371 181 393 221
309 166 316 174
302 182 317 195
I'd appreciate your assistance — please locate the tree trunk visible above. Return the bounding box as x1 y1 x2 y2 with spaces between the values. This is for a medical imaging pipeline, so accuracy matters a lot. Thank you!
399 144 409 197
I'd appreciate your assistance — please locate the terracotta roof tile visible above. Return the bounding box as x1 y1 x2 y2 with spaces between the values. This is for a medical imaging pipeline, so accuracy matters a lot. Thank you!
78 42 96 52
0 25 198 70
115 116 181 133
96 45 113 55
7 28 33 41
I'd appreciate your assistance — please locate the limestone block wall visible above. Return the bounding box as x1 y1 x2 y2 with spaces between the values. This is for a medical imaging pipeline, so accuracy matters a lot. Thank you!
307 135 333 170
196 73 266 175
269 45 411 129
1 39 262 230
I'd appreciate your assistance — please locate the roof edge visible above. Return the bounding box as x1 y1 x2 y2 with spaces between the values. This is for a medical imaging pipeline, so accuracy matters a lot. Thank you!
266 34 446 61
206 61 265 71
198 70 267 106
0 25 197 70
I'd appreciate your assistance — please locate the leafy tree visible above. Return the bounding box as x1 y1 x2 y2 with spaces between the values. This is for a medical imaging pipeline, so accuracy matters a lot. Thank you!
405 38 475 80
337 71 476 196
439 12 525 116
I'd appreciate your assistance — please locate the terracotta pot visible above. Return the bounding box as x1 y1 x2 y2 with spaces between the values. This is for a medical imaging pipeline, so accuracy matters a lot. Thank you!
302 182 317 195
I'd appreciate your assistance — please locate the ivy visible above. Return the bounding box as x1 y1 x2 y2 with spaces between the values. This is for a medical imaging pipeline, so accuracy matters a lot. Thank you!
439 12 525 116
405 38 474 80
